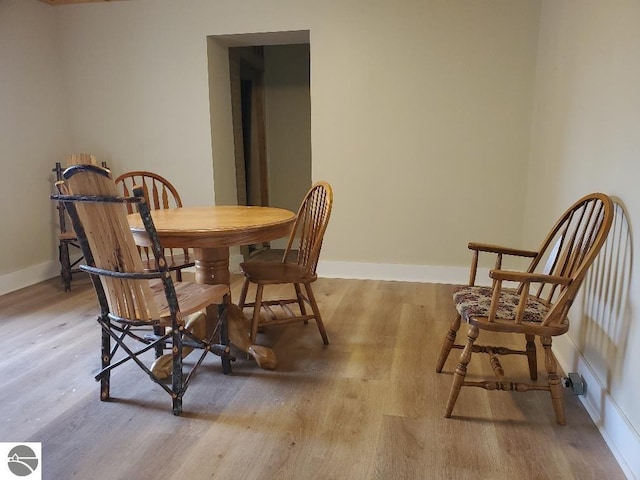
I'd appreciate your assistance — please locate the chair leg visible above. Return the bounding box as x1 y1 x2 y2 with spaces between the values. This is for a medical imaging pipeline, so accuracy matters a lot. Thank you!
171 327 183 416
294 283 308 324
541 336 566 425
250 284 264 343
238 276 250 308
176 269 183 282
59 241 72 292
445 325 478 418
525 333 537 380
100 317 111 401
436 314 461 373
305 283 329 345
219 301 232 375
153 326 165 358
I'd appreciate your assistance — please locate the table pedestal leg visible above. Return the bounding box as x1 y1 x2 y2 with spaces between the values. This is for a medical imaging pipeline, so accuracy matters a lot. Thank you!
194 247 277 370
194 247 230 286
194 248 231 340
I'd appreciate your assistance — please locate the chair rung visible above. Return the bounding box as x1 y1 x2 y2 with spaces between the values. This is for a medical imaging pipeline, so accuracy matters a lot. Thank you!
463 381 551 393
261 315 315 327
243 298 298 310
471 345 528 356
261 298 299 306
454 343 528 356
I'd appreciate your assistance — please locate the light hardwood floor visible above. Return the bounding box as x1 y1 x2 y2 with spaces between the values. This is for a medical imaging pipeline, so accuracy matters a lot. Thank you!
0 274 626 480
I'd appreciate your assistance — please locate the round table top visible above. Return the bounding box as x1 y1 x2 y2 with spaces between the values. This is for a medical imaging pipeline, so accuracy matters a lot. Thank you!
128 205 296 249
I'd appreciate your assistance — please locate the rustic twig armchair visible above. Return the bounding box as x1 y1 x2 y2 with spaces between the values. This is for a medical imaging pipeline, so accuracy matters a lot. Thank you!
53 153 107 291
436 193 614 425
52 164 233 415
238 181 334 346
115 171 194 281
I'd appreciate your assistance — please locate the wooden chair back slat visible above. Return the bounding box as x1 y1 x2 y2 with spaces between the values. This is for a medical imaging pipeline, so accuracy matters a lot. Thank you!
52 153 109 291
523 195 613 326
66 153 98 167
284 181 333 275
61 167 160 322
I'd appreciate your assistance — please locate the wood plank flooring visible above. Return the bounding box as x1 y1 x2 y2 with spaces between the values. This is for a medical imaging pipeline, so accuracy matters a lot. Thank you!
0 274 626 479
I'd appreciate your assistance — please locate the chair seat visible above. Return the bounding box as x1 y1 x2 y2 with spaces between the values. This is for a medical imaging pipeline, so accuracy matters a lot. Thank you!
454 285 549 324
149 280 228 324
142 254 194 273
240 260 316 284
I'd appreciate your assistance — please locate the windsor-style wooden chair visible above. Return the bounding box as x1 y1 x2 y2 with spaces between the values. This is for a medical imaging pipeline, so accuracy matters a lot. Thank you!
238 181 333 347
436 193 614 425
115 171 194 281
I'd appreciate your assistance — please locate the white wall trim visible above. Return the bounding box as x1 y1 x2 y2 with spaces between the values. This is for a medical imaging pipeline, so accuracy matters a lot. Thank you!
555 337 639 480
146 257 484 285
317 260 491 286
229 252 244 274
0 260 60 296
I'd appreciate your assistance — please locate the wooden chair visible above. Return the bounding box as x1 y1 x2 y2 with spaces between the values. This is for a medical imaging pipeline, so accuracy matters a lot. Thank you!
115 171 194 281
436 193 614 425
53 153 107 291
238 181 333 346
52 164 234 415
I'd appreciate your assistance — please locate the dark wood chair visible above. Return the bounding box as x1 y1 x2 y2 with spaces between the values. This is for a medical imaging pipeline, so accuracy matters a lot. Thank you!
52 164 234 415
238 181 333 346
53 153 107 291
436 193 614 425
115 171 194 281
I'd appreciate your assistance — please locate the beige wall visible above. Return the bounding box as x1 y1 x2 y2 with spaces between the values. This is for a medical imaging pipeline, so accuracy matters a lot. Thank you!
50 0 540 272
0 0 69 283
527 1 640 475
308 1 540 266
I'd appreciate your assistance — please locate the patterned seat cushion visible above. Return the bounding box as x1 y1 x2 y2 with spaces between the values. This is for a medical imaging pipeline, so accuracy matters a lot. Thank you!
453 286 549 324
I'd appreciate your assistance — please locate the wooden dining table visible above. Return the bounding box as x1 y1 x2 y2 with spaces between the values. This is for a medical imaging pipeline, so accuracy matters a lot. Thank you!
127 205 296 369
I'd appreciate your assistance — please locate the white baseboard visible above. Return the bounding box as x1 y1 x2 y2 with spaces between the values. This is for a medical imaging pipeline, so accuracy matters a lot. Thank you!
317 260 491 286
0 260 60 296
554 337 638 480
229 252 244 274
142 258 474 285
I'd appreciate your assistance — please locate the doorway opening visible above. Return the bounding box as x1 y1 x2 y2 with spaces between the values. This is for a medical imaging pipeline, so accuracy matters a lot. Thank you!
208 31 311 264
210 32 311 261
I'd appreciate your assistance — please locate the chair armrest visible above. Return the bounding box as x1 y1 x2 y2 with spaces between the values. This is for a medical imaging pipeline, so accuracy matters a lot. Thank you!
486 270 569 324
466 243 539 287
80 264 167 280
468 242 538 258
489 269 571 286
